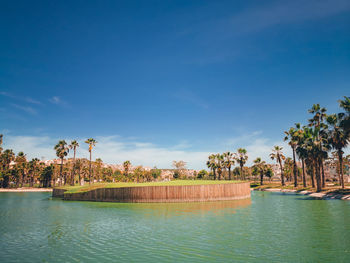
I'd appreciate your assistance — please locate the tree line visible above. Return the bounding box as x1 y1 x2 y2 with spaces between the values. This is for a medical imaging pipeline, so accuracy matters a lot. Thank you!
0 136 162 188
205 97 349 192
206 149 274 184
279 96 350 192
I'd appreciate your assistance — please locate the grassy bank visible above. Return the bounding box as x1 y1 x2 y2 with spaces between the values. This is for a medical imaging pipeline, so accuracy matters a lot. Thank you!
58 180 243 194
251 182 350 195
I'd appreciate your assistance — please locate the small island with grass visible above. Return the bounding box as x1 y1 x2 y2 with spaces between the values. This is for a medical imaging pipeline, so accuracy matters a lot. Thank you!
53 180 251 203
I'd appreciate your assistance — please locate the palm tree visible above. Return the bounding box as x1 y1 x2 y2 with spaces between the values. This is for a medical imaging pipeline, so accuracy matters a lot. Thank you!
303 127 326 192
270 146 286 186
28 158 40 187
308 104 328 188
235 148 248 180
15 152 27 188
54 140 69 186
206 154 217 180
85 138 97 184
253 157 266 185
215 154 224 180
339 96 350 132
123 160 131 179
69 140 79 186
223 152 235 180
284 125 300 187
295 140 307 187
95 158 103 182
308 104 327 128
283 157 294 182
326 113 349 189
75 159 82 185
1 149 15 188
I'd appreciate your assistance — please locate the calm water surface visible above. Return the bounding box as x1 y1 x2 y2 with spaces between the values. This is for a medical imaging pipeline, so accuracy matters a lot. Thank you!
0 191 349 262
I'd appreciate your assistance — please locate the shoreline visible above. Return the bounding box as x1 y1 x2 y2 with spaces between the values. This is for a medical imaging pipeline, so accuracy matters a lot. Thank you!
0 188 53 192
253 188 350 200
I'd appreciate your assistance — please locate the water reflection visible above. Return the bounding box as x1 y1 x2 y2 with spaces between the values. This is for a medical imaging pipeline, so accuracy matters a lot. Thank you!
81 198 252 218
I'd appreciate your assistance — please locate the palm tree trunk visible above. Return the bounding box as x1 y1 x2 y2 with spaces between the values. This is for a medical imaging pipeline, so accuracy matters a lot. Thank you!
292 148 298 187
240 165 243 180
30 170 34 187
15 176 20 188
321 160 325 188
338 151 345 189
78 167 81 186
315 159 322 192
310 163 315 188
260 171 263 185
60 158 63 186
20 170 24 188
213 169 216 180
279 160 285 186
52 170 55 187
302 159 306 187
228 167 231 180
89 150 92 185
71 150 76 186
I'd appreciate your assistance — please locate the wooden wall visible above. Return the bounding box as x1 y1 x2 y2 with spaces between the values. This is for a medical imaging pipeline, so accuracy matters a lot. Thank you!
57 182 251 203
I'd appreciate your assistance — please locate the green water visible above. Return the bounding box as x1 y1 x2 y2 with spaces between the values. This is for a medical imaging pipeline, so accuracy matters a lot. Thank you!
0 192 349 262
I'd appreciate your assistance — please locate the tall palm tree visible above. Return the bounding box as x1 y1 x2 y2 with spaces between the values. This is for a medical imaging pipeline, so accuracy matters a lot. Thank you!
1 149 15 188
123 160 131 179
308 104 328 188
69 140 79 186
270 146 285 186
29 158 40 187
215 154 224 180
206 154 217 180
295 140 307 187
95 158 103 182
308 104 327 128
54 140 69 186
85 138 97 184
253 157 266 185
326 113 349 189
303 126 326 192
75 159 82 185
15 152 27 188
284 125 300 187
223 152 235 180
235 148 248 180
283 157 294 182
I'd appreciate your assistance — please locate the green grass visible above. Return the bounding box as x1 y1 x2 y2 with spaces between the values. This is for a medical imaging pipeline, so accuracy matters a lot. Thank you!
58 180 243 194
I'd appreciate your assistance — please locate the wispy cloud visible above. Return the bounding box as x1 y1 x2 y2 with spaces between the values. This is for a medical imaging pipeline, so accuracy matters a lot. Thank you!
173 89 209 109
49 96 68 107
24 97 41 105
0 91 42 105
225 0 350 34
10 104 37 115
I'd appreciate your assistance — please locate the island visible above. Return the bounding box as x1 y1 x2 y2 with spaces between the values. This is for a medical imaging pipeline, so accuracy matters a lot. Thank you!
52 180 251 203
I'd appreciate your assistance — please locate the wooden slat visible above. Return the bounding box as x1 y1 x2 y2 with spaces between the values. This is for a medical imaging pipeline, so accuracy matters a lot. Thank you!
60 182 251 203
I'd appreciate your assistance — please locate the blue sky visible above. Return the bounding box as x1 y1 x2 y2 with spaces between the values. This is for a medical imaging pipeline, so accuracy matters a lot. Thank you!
1 0 349 169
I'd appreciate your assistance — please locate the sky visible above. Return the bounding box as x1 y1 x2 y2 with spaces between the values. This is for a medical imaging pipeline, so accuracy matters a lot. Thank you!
1 0 349 169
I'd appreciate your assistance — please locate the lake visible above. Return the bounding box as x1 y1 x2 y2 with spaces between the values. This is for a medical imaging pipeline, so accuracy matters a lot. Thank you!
0 191 349 262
